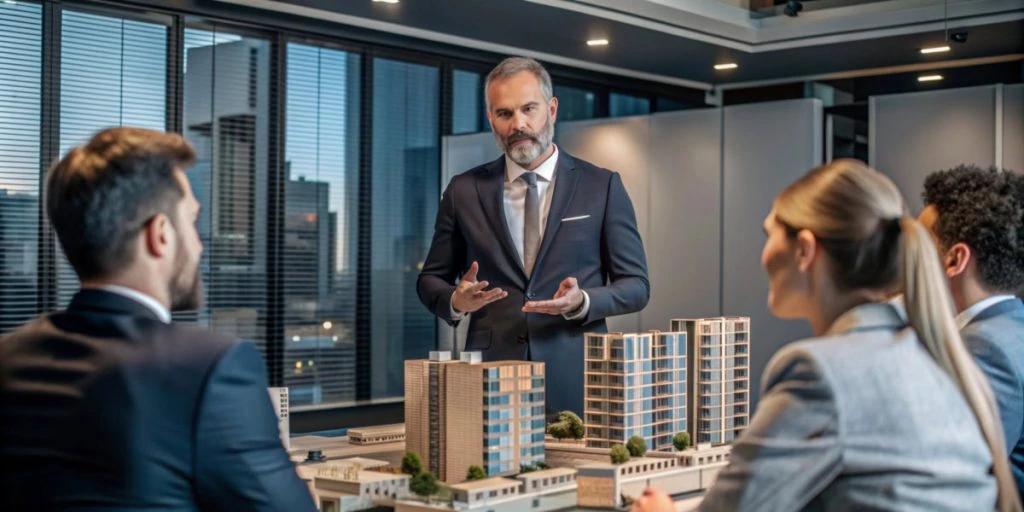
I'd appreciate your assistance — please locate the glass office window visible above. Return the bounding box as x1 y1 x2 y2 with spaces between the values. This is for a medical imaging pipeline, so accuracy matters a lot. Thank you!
58 9 168 306
283 42 362 407
371 57 440 399
610 92 650 117
656 97 691 112
0 2 42 333
553 85 595 121
182 27 270 355
452 69 487 134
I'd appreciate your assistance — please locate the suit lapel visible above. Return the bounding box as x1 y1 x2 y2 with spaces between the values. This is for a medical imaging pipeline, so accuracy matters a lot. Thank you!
476 157 528 287
968 298 1024 327
531 152 579 282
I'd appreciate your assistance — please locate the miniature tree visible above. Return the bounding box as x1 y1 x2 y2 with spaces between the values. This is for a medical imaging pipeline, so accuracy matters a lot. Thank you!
401 452 423 477
410 472 439 501
547 410 584 441
547 422 570 441
536 460 550 470
466 465 487 481
520 463 538 474
626 435 647 457
673 432 691 451
610 444 631 464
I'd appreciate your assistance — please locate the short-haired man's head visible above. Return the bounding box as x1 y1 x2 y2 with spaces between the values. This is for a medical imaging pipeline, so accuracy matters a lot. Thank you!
484 57 553 112
45 127 196 281
921 164 1024 293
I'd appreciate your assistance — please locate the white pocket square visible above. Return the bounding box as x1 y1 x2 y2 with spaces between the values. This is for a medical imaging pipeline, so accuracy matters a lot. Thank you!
561 215 590 222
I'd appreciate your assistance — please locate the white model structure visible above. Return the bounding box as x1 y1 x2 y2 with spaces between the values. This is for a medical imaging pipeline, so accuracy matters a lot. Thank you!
670 317 750 446
348 424 405 446
577 455 727 509
583 331 687 452
314 458 410 512
394 468 578 512
268 387 290 450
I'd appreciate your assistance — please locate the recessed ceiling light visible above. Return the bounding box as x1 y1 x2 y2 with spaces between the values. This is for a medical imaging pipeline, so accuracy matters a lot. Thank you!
373 0 399 3
587 39 609 47
920 45 950 54
714 63 738 70
918 74 943 82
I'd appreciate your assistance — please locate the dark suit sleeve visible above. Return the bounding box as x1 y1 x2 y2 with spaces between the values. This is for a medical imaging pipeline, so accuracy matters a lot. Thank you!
417 179 467 326
964 330 1024 451
699 346 842 512
581 172 650 324
194 341 316 512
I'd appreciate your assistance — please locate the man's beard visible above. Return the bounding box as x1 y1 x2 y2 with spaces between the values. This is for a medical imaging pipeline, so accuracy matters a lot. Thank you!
496 114 554 167
169 240 203 312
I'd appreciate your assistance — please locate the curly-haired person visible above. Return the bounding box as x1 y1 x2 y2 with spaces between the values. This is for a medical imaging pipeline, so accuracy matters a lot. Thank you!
919 164 1024 499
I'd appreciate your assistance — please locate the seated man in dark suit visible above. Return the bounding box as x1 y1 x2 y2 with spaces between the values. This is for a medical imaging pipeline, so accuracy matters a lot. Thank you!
0 127 316 511
919 164 1024 497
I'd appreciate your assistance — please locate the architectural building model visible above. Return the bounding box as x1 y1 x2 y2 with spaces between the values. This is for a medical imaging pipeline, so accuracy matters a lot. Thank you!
670 317 751 445
583 330 687 452
311 458 410 512
577 453 727 509
268 386 290 450
404 351 546 483
348 424 406 446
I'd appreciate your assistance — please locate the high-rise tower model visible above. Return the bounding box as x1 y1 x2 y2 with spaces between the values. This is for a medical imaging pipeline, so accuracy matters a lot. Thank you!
404 351 545 483
583 331 687 452
268 386 290 450
671 317 750 446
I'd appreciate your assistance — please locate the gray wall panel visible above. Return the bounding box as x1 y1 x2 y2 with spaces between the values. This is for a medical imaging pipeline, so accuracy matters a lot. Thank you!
1003 84 1024 172
723 99 821 408
871 86 997 214
646 109 722 328
557 116 651 334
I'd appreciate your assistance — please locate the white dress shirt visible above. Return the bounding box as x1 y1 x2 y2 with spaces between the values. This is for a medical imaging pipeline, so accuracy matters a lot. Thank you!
452 145 589 321
96 285 172 323
956 294 1017 330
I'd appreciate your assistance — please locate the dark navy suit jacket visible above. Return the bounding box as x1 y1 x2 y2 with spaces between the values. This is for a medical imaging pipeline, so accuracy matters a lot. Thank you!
417 151 650 415
962 298 1024 500
0 289 316 511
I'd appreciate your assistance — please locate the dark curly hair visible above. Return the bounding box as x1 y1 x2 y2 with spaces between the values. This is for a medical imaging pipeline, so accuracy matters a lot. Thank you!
922 164 1024 293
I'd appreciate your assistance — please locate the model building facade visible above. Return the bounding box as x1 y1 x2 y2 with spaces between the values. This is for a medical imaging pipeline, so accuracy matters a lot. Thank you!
670 317 750 445
583 331 687 451
404 351 546 483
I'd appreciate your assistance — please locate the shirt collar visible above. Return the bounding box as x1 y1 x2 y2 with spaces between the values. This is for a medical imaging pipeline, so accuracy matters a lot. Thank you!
505 144 559 184
95 285 172 324
956 295 1018 330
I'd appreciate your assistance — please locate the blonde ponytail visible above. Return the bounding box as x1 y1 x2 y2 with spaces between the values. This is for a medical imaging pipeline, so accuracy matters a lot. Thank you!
900 217 1021 512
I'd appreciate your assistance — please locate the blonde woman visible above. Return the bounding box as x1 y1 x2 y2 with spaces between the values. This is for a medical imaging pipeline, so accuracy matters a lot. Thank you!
632 160 1020 512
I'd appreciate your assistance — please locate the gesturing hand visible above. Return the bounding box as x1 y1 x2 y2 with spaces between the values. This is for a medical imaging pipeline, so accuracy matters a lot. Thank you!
630 488 675 512
522 277 584 316
452 261 507 314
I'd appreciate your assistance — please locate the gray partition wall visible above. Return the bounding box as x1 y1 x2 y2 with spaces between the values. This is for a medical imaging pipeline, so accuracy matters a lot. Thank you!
645 109 723 327
723 99 822 407
870 85 999 213
1003 84 1024 172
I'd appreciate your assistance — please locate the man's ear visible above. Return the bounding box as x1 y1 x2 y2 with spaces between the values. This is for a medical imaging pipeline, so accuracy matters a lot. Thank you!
548 95 559 123
142 213 172 259
944 242 972 278
795 229 818 273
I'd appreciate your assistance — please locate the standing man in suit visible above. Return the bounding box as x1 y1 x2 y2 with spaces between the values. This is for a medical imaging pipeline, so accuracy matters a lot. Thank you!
417 57 650 415
0 128 316 511
919 164 1024 497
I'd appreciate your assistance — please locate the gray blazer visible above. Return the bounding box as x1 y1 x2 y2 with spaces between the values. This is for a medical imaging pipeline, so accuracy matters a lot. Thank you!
962 298 1024 500
699 303 997 511
417 152 650 415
